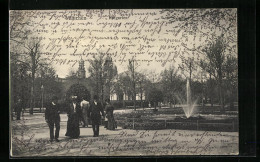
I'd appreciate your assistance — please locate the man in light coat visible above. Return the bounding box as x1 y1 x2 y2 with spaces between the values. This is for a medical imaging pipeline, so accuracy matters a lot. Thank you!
80 95 90 127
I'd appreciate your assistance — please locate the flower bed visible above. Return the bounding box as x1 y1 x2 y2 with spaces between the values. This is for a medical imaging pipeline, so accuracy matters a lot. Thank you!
113 107 238 132
122 122 165 130
120 119 237 132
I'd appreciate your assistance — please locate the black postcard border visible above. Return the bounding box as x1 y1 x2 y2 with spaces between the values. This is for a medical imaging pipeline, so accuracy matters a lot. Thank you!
2 0 257 161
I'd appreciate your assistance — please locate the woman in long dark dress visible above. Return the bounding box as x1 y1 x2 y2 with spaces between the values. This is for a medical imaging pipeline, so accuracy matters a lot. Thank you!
104 99 116 130
65 96 81 138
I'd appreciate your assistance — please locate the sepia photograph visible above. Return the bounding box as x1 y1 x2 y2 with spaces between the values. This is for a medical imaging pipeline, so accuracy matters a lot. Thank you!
9 9 238 157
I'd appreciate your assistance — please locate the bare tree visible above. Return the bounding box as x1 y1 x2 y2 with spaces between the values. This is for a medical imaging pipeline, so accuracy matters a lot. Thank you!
88 53 105 101
161 9 237 83
11 39 45 114
200 60 214 107
160 65 182 108
88 52 117 102
223 55 238 109
128 58 137 110
146 69 159 83
115 73 132 108
135 72 148 109
10 11 49 114
178 56 197 81
201 36 226 111
22 39 44 114
103 56 118 100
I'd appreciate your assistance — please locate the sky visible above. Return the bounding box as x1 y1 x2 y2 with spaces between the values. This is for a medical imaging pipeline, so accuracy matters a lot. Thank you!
10 9 237 79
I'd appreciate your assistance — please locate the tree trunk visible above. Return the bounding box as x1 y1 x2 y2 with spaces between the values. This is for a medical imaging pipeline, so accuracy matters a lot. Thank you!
209 73 213 107
107 82 111 101
100 75 104 102
219 86 224 112
99 65 103 102
202 97 205 108
96 75 99 99
133 92 136 111
30 66 35 115
141 94 144 110
189 61 192 81
30 79 34 115
123 90 126 108
229 85 235 111
218 64 224 112
219 79 224 112
133 82 136 111
132 60 136 111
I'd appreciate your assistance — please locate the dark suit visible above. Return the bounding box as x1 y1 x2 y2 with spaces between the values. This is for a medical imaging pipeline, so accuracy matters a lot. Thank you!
45 102 60 140
88 101 104 136
65 102 81 138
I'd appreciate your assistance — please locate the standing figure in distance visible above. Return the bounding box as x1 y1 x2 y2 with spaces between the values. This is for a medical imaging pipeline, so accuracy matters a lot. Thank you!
45 96 60 142
80 95 90 127
65 96 81 139
104 98 116 130
88 95 105 137
15 98 23 120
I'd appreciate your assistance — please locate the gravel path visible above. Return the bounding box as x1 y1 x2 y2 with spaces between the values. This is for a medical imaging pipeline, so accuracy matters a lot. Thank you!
11 113 238 157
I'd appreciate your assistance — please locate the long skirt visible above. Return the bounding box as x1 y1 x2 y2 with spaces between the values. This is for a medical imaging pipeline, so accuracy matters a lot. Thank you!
107 113 116 130
82 111 90 126
65 113 80 138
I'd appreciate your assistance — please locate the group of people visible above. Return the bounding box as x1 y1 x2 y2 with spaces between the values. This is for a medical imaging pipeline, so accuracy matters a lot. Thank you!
44 95 116 142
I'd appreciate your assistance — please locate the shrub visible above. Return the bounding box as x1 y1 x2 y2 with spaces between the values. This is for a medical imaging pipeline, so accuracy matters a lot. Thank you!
66 84 91 102
111 100 149 109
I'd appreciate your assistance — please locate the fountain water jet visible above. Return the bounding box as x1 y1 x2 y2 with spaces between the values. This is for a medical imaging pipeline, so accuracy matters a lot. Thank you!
182 78 197 118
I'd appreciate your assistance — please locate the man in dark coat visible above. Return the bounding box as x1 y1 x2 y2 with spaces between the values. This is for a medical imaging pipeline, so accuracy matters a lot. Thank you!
88 95 105 137
65 96 82 138
45 96 60 142
14 98 23 120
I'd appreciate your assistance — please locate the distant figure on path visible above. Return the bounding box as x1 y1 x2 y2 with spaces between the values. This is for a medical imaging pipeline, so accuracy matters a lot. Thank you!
88 95 105 137
104 98 116 130
45 96 60 142
14 98 23 120
80 95 90 127
65 96 81 138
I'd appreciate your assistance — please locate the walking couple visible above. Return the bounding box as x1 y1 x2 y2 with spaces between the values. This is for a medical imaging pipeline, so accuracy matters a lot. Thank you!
45 95 83 141
80 95 116 136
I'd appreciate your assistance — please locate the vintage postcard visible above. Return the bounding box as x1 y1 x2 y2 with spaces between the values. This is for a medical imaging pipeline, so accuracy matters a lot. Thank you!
9 9 238 157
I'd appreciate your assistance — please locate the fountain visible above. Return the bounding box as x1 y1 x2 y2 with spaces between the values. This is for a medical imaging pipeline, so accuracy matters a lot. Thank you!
182 78 197 118
117 78 237 131
116 77 237 131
